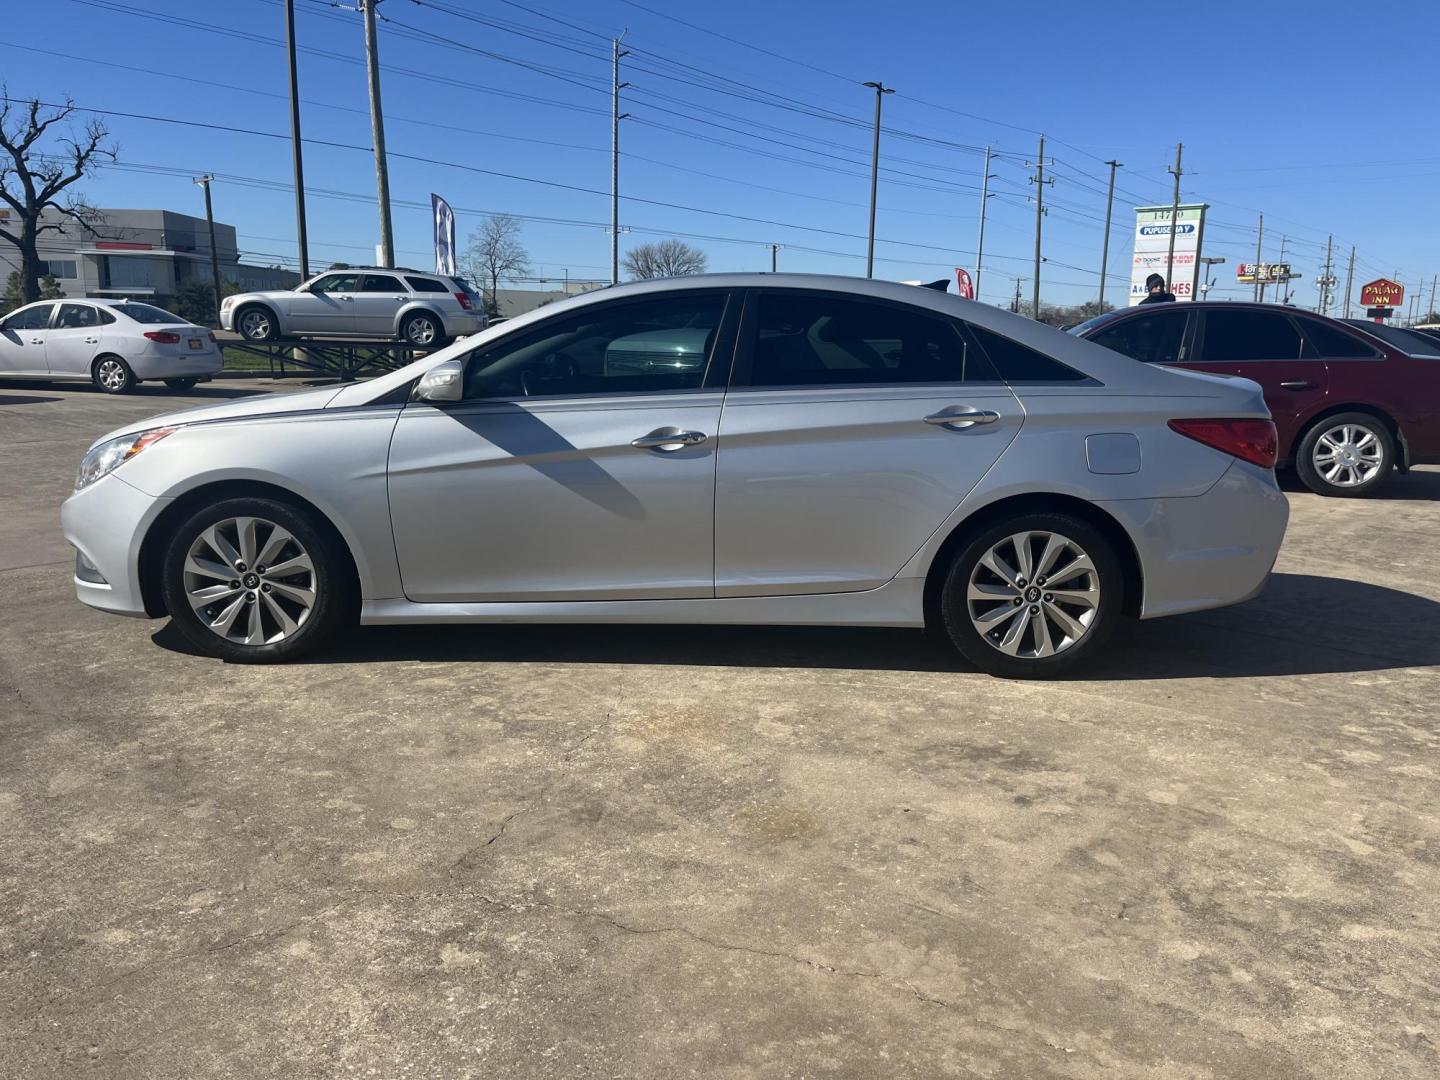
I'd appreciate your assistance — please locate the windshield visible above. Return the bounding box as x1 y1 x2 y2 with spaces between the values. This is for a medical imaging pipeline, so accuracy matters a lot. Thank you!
114 303 188 325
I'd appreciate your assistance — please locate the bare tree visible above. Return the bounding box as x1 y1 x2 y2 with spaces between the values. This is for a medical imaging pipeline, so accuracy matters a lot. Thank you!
623 239 708 280
0 93 114 304
463 213 530 316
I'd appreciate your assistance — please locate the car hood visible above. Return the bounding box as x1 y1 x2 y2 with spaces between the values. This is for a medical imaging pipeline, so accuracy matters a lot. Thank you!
89 385 346 447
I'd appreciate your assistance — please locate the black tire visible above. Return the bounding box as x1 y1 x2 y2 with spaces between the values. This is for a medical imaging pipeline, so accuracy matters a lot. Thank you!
164 377 200 391
400 311 448 349
236 304 279 342
92 355 135 394
939 511 1123 679
160 496 352 663
1294 412 1394 498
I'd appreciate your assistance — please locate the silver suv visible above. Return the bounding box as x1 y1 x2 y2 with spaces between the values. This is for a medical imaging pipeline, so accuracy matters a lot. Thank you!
221 267 486 347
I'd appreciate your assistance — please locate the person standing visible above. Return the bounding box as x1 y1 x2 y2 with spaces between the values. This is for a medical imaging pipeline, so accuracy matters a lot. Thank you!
1139 273 1177 304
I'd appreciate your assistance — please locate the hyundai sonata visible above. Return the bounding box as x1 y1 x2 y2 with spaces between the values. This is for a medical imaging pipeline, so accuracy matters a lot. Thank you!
63 275 1287 677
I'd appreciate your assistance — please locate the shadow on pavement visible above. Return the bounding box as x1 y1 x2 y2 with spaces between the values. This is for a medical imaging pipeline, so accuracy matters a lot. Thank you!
1280 466 1440 501
0 393 61 405
153 572 1440 679
131 385 267 400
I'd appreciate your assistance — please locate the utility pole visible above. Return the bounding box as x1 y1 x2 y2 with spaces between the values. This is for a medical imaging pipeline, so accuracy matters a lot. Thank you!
360 0 394 267
611 34 629 285
1012 277 1023 314
1428 274 1437 323
1343 245 1356 318
283 0 310 279
862 81 894 279
1318 235 1334 315
193 175 224 327
1098 158 1122 309
770 244 779 273
1275 235 1288 303
974 146 994 303
1253 213 1264 303
1164 143 1183 291
1028 135 1052 319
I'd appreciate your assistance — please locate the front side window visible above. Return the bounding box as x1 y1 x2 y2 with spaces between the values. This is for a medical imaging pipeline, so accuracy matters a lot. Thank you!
461 293 728 400
1087 310 1189 364
54 303 100 329
3 303 55 331
361 274 404 292
1198 310 1305 362
745 292 992 387
312 273 359 294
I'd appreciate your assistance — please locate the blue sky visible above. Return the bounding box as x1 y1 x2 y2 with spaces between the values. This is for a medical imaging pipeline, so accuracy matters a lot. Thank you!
5 0 1437 309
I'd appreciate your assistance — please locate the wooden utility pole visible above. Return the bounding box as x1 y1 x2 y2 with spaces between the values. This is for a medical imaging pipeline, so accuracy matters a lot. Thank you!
611 35 629 285
194 175 224 327
974 146 993 303
283 0 310 278
1029 135 1052 319
1164 143 1183 291
1343 245 1356 318
863 81 894 279
1098 159 1121 309
1253 213 1264 302
360 0 394 267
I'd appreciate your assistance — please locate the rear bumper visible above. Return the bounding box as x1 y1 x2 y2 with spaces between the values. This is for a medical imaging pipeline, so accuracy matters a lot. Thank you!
441 311 487 337
62 473 169 618
129 348 223 380
1100 460 1290 619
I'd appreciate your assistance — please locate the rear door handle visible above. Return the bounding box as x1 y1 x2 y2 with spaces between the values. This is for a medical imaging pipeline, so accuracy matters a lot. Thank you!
631 427 708 451
924 407 1000 428
1279 379 1317 390
85 336 99 344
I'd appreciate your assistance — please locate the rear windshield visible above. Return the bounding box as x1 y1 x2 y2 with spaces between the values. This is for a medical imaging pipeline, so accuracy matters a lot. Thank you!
114 303 187 324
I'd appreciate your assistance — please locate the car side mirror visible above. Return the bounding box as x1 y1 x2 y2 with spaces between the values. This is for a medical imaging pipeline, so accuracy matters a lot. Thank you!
415 359 463 403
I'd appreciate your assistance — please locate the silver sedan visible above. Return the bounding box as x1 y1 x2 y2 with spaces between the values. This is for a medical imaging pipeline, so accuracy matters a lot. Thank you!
61 275 1288 677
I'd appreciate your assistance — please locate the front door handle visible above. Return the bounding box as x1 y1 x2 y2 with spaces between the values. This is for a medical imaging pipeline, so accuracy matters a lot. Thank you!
924 407 1000 429
631 427 708 451
1279 379 1317 390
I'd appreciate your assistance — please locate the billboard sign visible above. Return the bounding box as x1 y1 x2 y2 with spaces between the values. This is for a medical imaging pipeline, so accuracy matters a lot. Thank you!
1129 204 1208 305
1236 262 1292 284
1359 278 1404 309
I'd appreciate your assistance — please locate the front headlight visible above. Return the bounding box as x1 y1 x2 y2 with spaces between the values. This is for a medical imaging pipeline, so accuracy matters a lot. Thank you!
75 428 175 491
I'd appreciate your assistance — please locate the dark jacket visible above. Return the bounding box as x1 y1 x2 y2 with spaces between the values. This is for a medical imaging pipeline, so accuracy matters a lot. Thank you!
1138 291 1177 304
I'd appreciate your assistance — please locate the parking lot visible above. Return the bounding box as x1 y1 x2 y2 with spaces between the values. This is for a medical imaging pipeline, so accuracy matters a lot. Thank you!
2 379 1438 1078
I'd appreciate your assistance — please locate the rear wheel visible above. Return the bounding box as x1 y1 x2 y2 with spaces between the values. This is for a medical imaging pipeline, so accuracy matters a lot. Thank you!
400 311 447 349
164 377 200 391
1295 412 1394 497
92 356 135 394
161 497 351 663
236 305 278 342
940 512 1122 679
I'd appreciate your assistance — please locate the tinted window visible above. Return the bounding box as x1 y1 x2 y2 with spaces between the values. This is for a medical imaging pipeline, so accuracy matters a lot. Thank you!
55 303 100 329
1298 318 1380 359
96 308 116 325
747 292 992 387
1342 320 1440 356
313 274 359 294
1088 310 1188 364
115 303 185 325
1198 310 1305 362
967 323 1087 382
4 304 54 331
361 274 404 292
462 293 727 399
405 276 449 293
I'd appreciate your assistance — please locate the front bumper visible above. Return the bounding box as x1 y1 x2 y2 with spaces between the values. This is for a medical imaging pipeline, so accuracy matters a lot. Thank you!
62 472 170 618
1100 460 1290 619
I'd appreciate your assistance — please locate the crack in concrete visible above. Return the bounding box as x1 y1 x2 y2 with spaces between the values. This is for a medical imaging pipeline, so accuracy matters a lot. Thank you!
446 809 526 878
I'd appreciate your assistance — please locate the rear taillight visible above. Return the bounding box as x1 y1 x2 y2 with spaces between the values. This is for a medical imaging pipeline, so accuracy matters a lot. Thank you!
144 331 181 344
208 331 217 343
1168 418 1278 469
454 291 472 310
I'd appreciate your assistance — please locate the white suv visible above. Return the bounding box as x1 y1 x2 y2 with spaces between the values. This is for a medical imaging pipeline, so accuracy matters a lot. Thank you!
221 268 486 347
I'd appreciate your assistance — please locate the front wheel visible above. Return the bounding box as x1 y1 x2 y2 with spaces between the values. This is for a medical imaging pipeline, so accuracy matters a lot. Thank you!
1295 413 1394 497
400 311 447 349
236 305 279 342
161 497 351 663
93 356 135 394
164 377 200 391
940 512 1122 679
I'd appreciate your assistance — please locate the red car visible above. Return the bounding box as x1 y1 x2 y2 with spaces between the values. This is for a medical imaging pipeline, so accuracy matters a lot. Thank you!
1073 302 1440 497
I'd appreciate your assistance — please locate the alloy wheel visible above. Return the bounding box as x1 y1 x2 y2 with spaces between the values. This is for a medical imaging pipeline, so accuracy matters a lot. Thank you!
182 516 317 646
406 317 438 345
966 531 1100 658
1312 423 1383 488
240 309 272 339
96 359 127 392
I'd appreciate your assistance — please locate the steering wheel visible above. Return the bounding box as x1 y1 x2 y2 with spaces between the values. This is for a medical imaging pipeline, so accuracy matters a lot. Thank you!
520 351 578 396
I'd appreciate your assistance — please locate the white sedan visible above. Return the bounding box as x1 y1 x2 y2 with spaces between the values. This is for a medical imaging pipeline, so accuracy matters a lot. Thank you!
0 297 222 394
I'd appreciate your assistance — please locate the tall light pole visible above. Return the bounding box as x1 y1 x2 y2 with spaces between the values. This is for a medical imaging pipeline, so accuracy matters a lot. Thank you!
862 80 893 279
194 175 223 327
283 0 310 279
1164 143 1183 291
611 34 629 285
1343 245 1356 318
360 0 394 267
974 146 994 303
1028 135 1052 319
1098 159 1122 309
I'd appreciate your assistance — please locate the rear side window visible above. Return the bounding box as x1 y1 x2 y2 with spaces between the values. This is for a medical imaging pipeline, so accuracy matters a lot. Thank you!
361 274 404 292
745 292 996 387
1087 309 1189 364
4 304 54 330
1198 310 1305 362
96 308 116 325
966 323 1088 382
114 303 185 325
405 276 449 293
1296 318 1379 359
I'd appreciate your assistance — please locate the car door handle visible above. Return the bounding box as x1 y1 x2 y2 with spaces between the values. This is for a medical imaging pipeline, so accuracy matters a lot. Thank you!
1279 379 1317 390
631 427 708 451
924 407 1000 428
85 336 99 344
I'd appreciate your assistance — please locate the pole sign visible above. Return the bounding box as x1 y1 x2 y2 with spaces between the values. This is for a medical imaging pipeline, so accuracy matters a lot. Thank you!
954 267 974 300
1236 262 1292 285
1359 278 1404 309
1129 203 1208 305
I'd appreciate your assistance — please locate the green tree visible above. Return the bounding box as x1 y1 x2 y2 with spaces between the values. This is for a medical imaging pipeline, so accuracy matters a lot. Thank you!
172 279 217 325
2 270 22 311
38 273 62 299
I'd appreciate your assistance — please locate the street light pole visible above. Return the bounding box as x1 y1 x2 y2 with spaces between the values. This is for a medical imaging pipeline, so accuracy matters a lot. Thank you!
283 0 310 279
360 0 394 267
1098 159 1122 309
862 81 893 279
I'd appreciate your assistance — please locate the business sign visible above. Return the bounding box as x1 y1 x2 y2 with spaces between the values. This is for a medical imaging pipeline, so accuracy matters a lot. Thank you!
954 267 974 300
1236 262 1292 285
431 193 457 276
1129 204 1208 305
1360 278 1404 309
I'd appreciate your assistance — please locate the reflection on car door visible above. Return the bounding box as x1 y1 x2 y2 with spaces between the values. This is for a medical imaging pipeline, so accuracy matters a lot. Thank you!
45 303 105 377
353 273 407 337
386 290 736 602
287 272 360 333
0 303 56 375
714 289 1022 596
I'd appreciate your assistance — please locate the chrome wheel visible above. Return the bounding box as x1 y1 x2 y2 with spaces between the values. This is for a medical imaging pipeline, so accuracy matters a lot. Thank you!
183 516 317 646
239 309 272 340
966 531 1099 658
405 316 438 345
96 358 128 392
1312 423 1383 488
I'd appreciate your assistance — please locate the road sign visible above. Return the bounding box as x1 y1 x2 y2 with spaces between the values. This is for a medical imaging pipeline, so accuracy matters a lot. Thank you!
1360 278 1404 308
